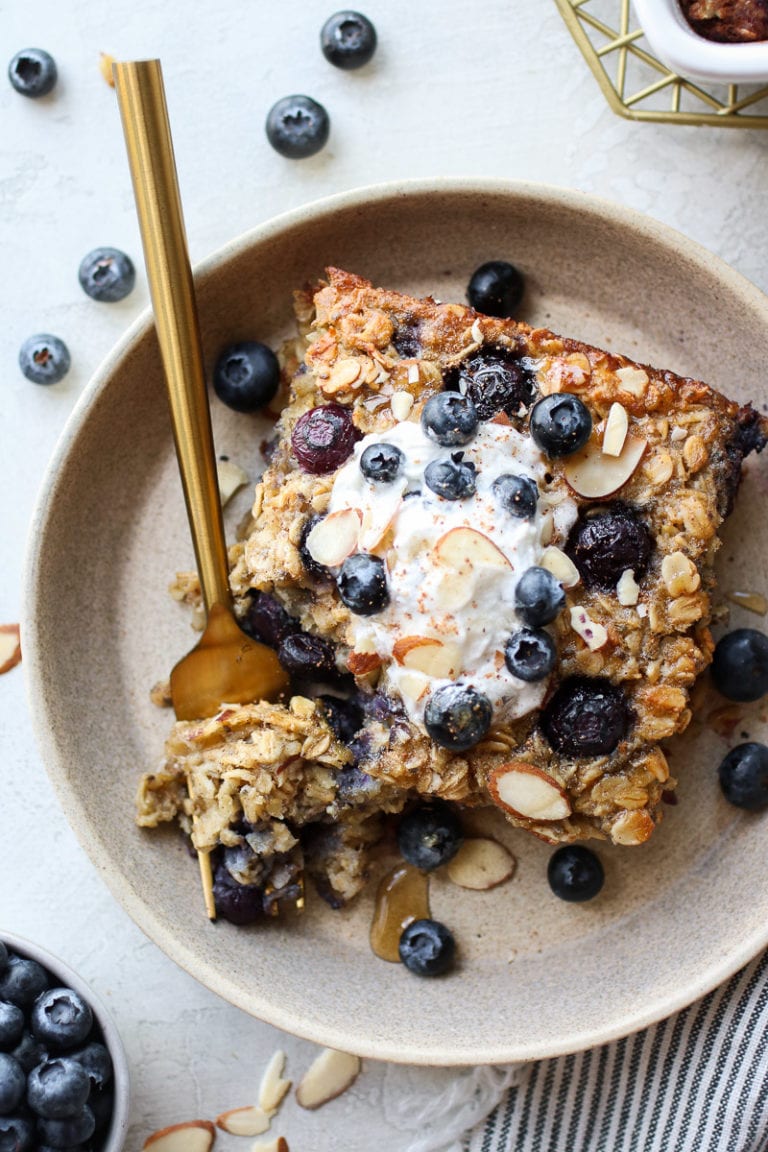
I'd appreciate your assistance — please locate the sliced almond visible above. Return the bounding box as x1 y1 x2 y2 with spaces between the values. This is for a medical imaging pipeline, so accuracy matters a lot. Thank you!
99 51 116 87
249 1139 289 1152
391 391 414 421
392 636 460 678
217 458 249 507
602 402 628 457
446 837 516 890
0 625 21 675
358 481 406 550
143 1121 216 1152
396 669 430 706
564 434 647 499
217 1107 271 1136
617 569 640 606
258 1050 292 1114
488 762 571 822
348 649 383 675
569 606 608 651
295 1048 361 1110
305 508 361 568
615 365 649 396
433 526 511 570
539 547 580 589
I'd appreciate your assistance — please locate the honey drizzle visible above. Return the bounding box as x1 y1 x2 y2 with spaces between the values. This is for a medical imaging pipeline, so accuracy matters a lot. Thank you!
370 864 430 962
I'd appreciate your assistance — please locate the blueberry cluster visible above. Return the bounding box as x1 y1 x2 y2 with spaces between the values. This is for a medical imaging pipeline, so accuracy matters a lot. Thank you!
0 942 114 1152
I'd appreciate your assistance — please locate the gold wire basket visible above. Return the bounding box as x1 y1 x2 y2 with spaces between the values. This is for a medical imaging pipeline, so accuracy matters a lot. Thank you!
555 0 768 126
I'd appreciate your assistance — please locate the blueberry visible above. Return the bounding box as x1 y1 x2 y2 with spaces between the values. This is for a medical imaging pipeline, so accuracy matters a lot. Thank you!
397 801 463 871
565 504 652 592
291 404 360 473
421 393 479 447
213 341 280 413
711 629 768 703
278 632 338 680
30 989 92 1051
0 1054 24 1114
467 261 525 318
11 1032 47 1074
424 684 493 752
0 956 48 1008
504 628 557 682
514 567 565 628
360 442 404 483
320 10 377 68
319 695 363 744
493 473 538 519
89 1084 114 1133
530 393 592 458
424 454 476 500
718 743 768 811
8 49 57 97
445 349 535 420
299 515 330 580
392 321 421 358
77 247 135 303
0 1116 33 1152
212 860 263 926
399 919 455 976
547 845 604 902
0 947 7 975
241 592 300 649
36 1104 95 1149
541 676 629 757
18 335 70 386
27 1059 90 1120
337 553 389 615
0 1006 23 1052
266 95 330 159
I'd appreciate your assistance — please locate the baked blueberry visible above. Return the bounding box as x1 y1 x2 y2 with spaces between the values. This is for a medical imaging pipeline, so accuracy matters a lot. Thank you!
360 442 405 483
0 1004 23 1051
421 392 479 447
424 455 476 500
299 515 330 580
266 95 330 159
8 48 57 97
493 473 538 519
213 341 280 413
0 1116 32 1151
337 553 389 615
530 393 592 458
77 247 135 303
0 1053 24 1113
291 404 360 473
212 860 263 925
547 845 604 902
30 989 92 1050
504 628 557 682
319 695 364 743
27 1058 90 1119
320 10 377 69
514 567 565 627
0 956 48 1008
444 349 535 420
18 334 70 385
565 504 652 592
718 743 768 811
424 685 493 751
399 919 455 976
36 1104 95 1149
278 632 338 680
392 320 421 358
541 677 629 757
711 629 768 702
467 260 525 318
241 592 300 649
397 801 463 871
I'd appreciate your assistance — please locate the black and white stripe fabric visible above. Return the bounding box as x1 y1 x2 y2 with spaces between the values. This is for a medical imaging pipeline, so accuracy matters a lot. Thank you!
468 948 768 1152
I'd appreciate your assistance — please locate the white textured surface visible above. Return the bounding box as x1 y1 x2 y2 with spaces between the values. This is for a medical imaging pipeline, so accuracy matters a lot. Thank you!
3 1 768 1148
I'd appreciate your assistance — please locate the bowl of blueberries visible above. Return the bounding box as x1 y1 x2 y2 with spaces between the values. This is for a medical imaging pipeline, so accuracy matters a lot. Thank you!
0 933 129 1152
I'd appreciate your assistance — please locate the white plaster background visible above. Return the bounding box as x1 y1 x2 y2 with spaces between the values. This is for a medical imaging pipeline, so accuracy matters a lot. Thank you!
2 1 768 1149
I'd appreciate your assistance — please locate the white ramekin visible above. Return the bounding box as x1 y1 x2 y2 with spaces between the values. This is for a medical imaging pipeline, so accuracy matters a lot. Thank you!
633 0 768 82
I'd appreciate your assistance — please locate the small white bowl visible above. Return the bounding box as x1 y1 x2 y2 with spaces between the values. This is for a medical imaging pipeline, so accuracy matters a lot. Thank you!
634 0 768 82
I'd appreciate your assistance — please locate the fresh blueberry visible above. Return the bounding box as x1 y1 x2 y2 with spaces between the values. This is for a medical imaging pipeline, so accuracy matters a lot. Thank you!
278 632 338 680
421 393 479 447
397 801 463 871
718 743 768 811
320 10 377 69
213 341 280 413
547 845 605 902
0 1116 33 1152
0 946 7 975
424 454 476 500
493 473 538 519
18 334 70 385
0 956 48 1008
711 629 768 703
36 1104 95 1149
360 442 405 483
212 859 264 925
0 1054 24 1114
241 592 300 649
530 393 592 458
399 919 455 976
30 989 92 1051
445 348 536 420
88 1084 114 1134
337 553 389 615
8 49 57 97
0 1005 23 1051
541 677 630 757
467 261 525 318
291 404 360 473
514 567 565 628
11 1032 47 1074
424 684 493 751
504 628 557 682
266 95 330 159
77 247 135 303
319 695 364 744
27 1058 90 1120
565 504 652 592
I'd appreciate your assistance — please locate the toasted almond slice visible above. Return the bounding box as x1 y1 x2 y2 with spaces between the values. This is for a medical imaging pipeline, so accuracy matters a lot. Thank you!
446 837 516 890
488 762 571 822
305 508 361 567
617 569 640 606
602 402 628 457
539 547 580 589
250 1139 289 1152
99 51 116 87
0 625 21 675
433 526 512 570
391 391 414 421
392 636 461 678
358 481 406 550
295 1048 361 1110
569 606 608 651
217 459 249 507
564 434 647 499
143 1121 216 1152
615 365 649 396
396 669 430 706
348 649 383 675
217 1107 271 1136
258 1050 292 1114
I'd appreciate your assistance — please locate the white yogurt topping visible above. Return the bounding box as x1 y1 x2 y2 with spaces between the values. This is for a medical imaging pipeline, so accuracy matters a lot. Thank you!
326 416 577 728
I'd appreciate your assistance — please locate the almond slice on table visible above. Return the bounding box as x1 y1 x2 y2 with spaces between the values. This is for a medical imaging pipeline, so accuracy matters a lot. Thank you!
446 837 516 890
295 1048 361 1110
250 1139 289 1152
258 1050 292 1114
601 402 629 457
216 1106 272 1136
305 508 361 567
0 625 21 675
143 1121 216 1152
488 762 572 822
392 636 461 678
564 434 647 499
216 458 249 507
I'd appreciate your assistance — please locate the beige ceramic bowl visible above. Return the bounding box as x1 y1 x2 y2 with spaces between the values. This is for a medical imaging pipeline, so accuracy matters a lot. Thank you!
24 180 768 1065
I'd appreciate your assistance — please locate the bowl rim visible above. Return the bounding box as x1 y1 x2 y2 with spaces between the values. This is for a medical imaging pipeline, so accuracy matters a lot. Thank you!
2 930 130 1150
21 176 768 1064
633 0 768 81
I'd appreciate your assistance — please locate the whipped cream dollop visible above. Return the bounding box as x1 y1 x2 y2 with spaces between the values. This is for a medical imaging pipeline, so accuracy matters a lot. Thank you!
324 416 577 728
